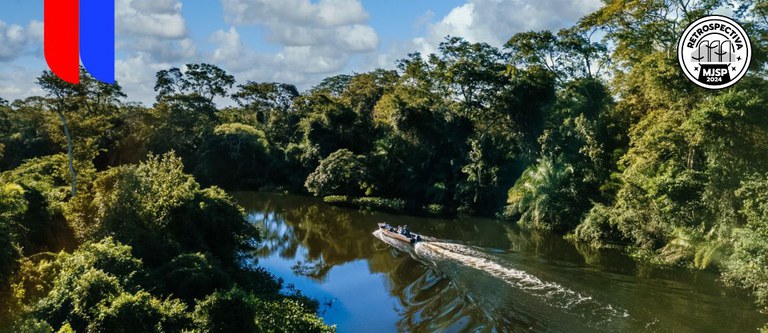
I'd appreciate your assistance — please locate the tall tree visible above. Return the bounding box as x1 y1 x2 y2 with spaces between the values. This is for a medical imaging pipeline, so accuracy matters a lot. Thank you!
36 69 125 196
154 64 235 102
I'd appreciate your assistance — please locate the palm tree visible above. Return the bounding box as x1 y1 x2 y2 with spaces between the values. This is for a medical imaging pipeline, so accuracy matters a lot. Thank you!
506 158 577 231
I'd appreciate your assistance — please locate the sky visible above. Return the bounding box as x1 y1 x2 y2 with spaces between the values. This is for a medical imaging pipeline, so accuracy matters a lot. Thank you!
0 0 602 104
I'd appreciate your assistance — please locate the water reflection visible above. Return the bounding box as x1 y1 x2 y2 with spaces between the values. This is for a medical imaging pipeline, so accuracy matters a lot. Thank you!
234 192 765 333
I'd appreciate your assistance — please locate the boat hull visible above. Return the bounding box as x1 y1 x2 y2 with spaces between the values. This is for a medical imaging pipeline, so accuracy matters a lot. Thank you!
377 223 435 244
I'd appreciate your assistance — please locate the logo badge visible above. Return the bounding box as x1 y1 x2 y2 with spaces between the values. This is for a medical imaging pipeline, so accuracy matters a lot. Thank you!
44 0 115 85
678 15 751 90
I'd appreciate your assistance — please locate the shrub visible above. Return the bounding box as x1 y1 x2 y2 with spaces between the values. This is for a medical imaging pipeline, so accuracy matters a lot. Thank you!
723 175 768 308
252 298 334 333
89 291 193 333
322 195 349 204
20 238 198 332
155 253 231 302
425 204 445 216
193 288 259 333
168 187 259 267
305 149 367 197
323 195 406 213
33 239 145 330
194 288 334 333
0 183 26 281
195 123 271 189
352 197 406 212
11 319 54 333
572 204 626 248
504 158 584 232
68 153 258 266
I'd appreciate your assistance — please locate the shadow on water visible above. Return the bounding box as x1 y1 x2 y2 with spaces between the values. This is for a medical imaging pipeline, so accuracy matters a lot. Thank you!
234 192 766 333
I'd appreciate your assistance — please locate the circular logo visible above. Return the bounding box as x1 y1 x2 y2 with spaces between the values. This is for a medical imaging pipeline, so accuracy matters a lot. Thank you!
678 15 752 90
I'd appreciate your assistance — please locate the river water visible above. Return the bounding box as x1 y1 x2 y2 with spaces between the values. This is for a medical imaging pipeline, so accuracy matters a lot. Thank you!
233 192 766 333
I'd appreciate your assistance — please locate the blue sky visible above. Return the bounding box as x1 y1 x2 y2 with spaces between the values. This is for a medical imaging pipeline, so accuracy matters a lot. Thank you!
0 0 601 104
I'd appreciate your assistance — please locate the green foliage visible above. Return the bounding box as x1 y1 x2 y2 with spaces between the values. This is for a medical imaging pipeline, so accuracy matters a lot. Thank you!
305 149 367 197
194 288 334 333
10 238 196 333
322 195 349 204
353 197 406 212
0 183 26 281
506 27 608 81
0 97 58 171
195 123 271 189
505 158 583 231
30 238 143 331
155 63 235 102
723 176 768 307
1 155 80 266
425 204 445 216
192 288 260 333
1 154 76 206
88 291 192 333
155 253 231 302
146 95 217 163
572 204 625 249
8 236 316 332
13 319 54 333
323 195 407 213
232 82 299 117
67 153 257 266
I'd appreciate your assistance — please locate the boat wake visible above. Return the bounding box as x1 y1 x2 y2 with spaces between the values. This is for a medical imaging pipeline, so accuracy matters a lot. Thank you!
373 229 633 331
414 242 629 321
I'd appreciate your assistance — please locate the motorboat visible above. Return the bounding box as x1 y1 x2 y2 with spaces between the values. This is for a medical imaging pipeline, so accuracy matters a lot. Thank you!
377 223 434 244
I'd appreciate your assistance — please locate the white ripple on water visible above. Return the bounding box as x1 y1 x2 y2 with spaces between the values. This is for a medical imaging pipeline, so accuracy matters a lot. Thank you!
414 241 630 322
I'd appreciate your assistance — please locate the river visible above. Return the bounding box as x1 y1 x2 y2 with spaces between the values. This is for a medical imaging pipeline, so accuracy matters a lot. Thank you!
233 192 766 333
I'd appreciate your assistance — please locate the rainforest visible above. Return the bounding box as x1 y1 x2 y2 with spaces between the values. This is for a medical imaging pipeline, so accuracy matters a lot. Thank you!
2 0 768 331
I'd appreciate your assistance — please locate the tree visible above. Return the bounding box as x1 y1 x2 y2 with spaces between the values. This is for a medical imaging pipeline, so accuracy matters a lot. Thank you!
65 153 258 266
505 27 608 83
0 183 25 282
155 253 231 302
305 149 367 197
36 69 126 196
311 74 352 97
193 288 333 333
195 123 271 189
233 82 299 115
581 0 724 65
154 64 235 102
505 158 584 231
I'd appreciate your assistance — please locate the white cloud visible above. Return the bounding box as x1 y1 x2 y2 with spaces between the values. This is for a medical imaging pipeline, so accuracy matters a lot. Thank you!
414 0 601 56
209 27 353 87
0 66 45 101
117 0 187 39
115 53 178 103
116 0 195 63
112 0 196 103
216 0 379 87
222 0 368 27
27 20 44 43
0 20 42 62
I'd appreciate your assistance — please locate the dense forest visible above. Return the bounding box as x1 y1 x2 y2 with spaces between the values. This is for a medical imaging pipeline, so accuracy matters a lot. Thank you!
2 0 768 331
